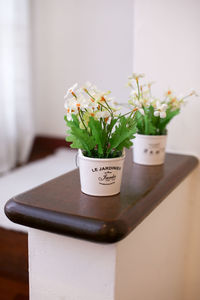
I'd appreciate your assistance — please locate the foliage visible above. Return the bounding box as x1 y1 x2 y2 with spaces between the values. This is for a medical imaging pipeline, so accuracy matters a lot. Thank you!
127 73 197 135
64 83 137 158
135 107 180 135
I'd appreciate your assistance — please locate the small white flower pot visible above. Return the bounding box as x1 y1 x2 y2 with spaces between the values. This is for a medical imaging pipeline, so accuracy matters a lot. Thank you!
133 134 167 165
78 150 125 196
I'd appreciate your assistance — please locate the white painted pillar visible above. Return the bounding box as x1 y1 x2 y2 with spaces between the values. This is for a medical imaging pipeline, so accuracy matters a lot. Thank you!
28 229 117 300
28 171 196 300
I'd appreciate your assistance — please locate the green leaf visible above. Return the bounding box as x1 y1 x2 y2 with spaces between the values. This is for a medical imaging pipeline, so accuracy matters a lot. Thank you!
64 114 80 128
147 120 156 135
108 116 137 154
65 114 137 158
117 138 133 150
135 111 144 133
158 108 180 134
107 118 118 134
149 105 157 126
88 117 104 155
65 116 96 155
136 110 156 135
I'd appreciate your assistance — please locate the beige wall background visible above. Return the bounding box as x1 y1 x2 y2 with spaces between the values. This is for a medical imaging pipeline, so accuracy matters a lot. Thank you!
31 0 133 137
134 0 200 157
134 0 200 299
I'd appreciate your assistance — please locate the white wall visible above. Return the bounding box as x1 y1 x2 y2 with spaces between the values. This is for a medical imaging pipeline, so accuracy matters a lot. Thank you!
134 1 200 299
31 0 133 137
115 173 195 300
134 0 200 157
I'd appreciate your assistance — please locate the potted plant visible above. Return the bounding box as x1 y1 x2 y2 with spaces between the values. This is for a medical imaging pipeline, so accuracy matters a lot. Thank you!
64 82 137 196
127 73 197 165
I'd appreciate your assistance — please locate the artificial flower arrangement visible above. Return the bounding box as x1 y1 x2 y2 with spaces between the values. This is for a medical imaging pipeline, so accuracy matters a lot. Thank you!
64 82 137 196
127 73 197 165
64 77 197 194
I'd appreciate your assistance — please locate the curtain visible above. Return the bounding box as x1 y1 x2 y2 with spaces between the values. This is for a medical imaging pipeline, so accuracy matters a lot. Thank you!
0 0 33 174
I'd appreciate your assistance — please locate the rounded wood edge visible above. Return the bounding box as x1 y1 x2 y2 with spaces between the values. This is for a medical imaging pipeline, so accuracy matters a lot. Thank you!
4 199 128 244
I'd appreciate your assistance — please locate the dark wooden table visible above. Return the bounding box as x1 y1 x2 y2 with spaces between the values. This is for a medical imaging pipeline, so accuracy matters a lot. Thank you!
5 150 198 244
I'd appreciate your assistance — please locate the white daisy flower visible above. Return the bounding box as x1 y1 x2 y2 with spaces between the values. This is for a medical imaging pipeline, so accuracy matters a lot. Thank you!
154 102 168 118
64 97 77 111
131 100 145 115
64 94 90 112
64 83 78 99
182 89 199 98
130 90 138 97
110 99 121 112
140 98 151 108
128 73 145 81
95 110 110 120
164 89 173 97
147 81 155 88
134 107 145 115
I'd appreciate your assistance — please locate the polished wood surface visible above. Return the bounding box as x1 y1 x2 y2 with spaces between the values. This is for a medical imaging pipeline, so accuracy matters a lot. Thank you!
5 151 198 243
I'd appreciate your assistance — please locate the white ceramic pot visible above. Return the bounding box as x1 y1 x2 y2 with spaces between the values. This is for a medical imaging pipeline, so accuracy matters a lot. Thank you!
133 134 167 165
78 150 125 196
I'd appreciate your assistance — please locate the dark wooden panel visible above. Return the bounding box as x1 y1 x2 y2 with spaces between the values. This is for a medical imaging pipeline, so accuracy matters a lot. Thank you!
0 276 28 300
0 228 28 299
0 228 28 283
29 135 70 162
5 151 198 244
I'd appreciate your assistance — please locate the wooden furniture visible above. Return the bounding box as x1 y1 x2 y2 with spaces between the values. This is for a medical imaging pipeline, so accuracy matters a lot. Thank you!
28 135 68 162
5 151 198 243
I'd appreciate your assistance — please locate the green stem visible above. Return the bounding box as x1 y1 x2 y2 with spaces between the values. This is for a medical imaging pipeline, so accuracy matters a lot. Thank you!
84 89 96 101
104 100 113 117
143 107 149 135
97 101 111 113
78 110 88 133
136 80 141 100
118 110 134 118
